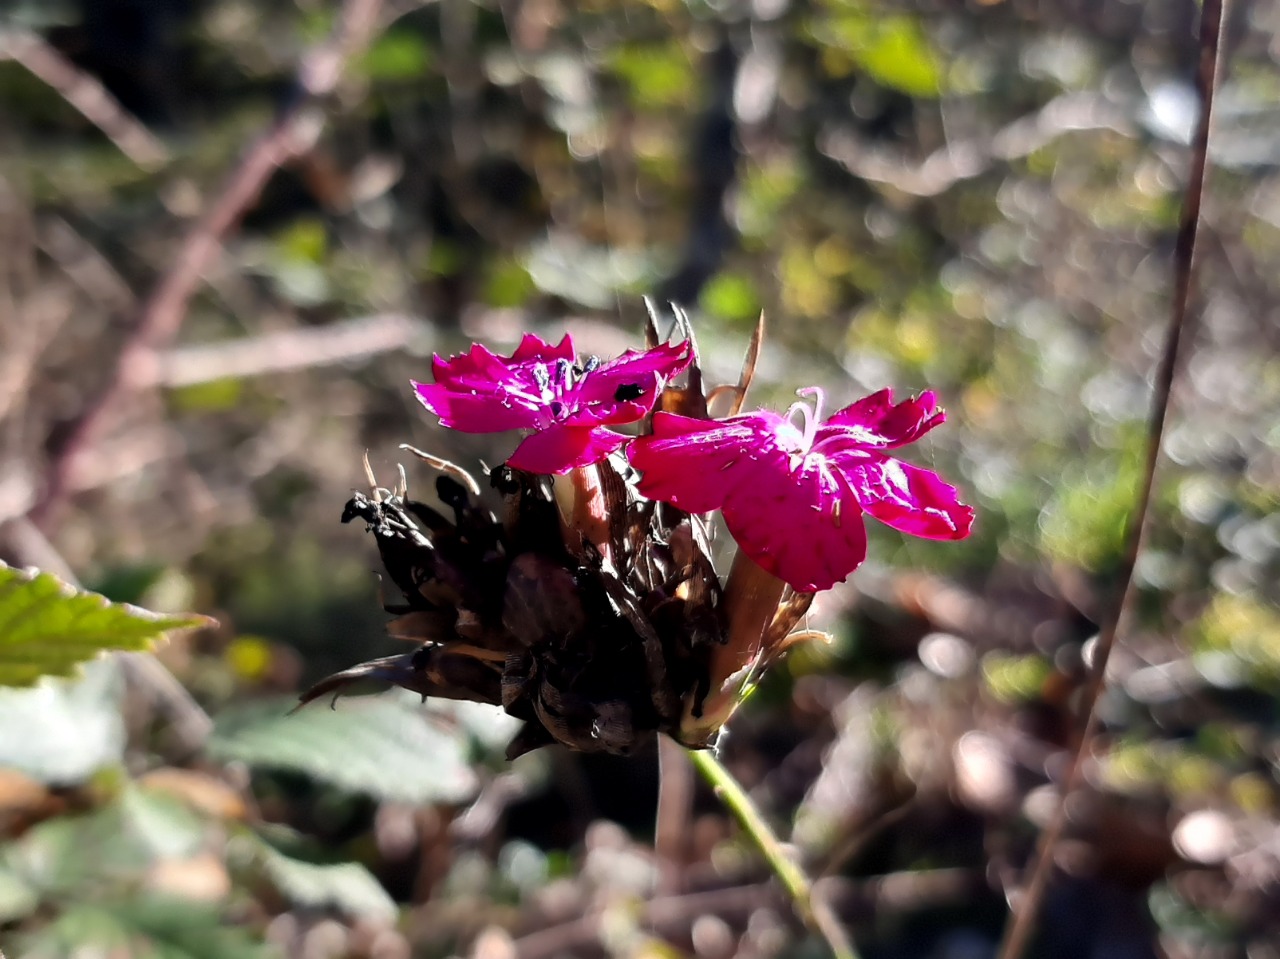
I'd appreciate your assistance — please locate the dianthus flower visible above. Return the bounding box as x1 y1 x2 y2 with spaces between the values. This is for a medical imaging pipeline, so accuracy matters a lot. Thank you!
413 334 691 474
628 387 974 592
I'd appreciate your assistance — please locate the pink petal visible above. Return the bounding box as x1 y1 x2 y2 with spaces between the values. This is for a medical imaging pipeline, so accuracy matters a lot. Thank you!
628 412 785 514
510 332 575 364
573 340 693 426
413 380 541 433
431 343 515 390
594 339 692 385
825 389 944 448
632 409 873 590
838 456 974 540
507 424 626 474
431 336 572 399
720 462 868 592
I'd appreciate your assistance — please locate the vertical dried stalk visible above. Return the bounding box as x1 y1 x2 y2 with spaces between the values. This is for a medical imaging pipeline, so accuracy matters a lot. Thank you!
995 2 1228 957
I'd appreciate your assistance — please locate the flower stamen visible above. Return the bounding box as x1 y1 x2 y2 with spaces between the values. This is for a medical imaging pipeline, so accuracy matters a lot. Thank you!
785 387 826 452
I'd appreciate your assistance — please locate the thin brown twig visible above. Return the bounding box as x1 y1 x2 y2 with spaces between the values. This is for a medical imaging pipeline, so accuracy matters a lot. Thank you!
654 734 695 897
30 0 388 529
37 216 137 317
0 28 170 169
995 3 1228 957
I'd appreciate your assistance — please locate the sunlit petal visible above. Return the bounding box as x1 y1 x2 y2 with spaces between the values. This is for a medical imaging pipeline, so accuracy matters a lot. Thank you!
508 424 627 474
825 389 944 448
838 456 975 540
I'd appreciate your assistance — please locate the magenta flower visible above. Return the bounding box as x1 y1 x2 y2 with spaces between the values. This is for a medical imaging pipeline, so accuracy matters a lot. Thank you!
413 333 692 474
627 388 974 592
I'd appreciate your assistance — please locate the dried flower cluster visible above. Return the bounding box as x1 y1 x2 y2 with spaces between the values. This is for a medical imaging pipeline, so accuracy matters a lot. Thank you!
302 314 973 757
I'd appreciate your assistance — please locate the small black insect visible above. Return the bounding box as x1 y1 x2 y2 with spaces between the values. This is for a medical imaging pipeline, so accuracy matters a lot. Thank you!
614 383 645 402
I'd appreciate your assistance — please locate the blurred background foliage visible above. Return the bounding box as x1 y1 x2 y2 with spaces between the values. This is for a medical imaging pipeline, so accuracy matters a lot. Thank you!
0 0 1278 956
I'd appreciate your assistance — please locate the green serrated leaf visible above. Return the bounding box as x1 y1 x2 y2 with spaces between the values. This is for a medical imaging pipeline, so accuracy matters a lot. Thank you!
0 562 213 688
253 840 396 922
208 695 478 804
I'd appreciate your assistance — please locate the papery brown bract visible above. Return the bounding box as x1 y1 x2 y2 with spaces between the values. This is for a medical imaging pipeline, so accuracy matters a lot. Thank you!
301 458 731 758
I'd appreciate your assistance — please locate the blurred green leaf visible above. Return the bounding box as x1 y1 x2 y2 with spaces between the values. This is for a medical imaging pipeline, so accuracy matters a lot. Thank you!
208 695 479 804
483 258 537 307
170 378 245 413
0 562 212 688
818 10 943 98
2 807 99 900
0 661 125 783
1038 449 1141 572
420 240 466 278
1193 592 1280 683
86 563 169 606
738 159 802 239
251 839 397 923
268 260 330 306
275 219 328 264
360 30 434 81
21 899 279 959
981 652 1051 704
1150 881 1240 947
608 43 695 108
0 783 207 901
0 865 39 923
117 785 209 862
699 271 761 323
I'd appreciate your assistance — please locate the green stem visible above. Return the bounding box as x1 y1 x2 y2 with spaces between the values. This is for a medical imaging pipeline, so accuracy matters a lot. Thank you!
687 746 859 959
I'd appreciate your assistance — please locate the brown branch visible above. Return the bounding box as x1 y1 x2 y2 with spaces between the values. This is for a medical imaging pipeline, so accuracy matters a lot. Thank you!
820 91 1134 198
0 28 170 169
654 734 695 897
31 0 387 528
37 216 137 317
146 313 426 387
0 472 35 527
995 3 1228 958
